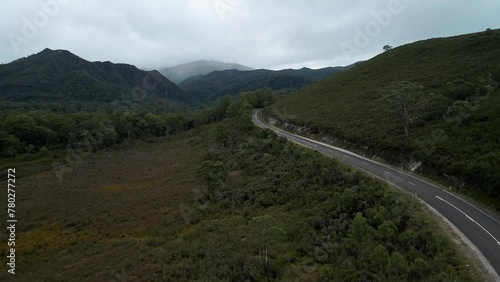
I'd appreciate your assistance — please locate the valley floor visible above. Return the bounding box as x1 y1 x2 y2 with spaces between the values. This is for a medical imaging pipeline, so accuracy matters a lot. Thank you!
0 118 487 281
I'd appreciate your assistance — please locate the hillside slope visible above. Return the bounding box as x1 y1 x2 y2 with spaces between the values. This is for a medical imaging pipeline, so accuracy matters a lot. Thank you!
268 29 500 207
0 49 194 112
180 66 349 104
160 60 253 83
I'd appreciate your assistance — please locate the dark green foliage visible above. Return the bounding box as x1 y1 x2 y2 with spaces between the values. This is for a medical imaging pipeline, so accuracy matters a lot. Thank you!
197 160 228 193
248 215 287 262
0 90 249 159
160 94 475 281
383 45 393 51
348 212 372 240
0 111 189 158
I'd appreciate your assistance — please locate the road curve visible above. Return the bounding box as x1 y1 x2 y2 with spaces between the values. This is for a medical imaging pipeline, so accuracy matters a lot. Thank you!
253 109 500 278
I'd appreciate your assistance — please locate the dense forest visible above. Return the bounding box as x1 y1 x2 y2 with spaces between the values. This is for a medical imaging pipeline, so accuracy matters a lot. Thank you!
0 89 275 162
161 94 475 281
1 90 478 281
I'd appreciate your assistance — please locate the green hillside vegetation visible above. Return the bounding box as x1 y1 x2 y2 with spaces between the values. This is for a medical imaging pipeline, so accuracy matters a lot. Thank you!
0 92 477 281
0 95 238 161
0 49 194 113
268 29 500 209
0 111 190 160
180 67 348 104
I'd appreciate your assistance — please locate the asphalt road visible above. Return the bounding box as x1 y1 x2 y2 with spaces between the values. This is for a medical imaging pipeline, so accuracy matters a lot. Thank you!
253 109 500 278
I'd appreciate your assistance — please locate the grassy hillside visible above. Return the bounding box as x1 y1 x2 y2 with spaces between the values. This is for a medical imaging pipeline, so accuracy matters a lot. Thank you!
0 49 194 112
268 29 500 209
180 67 348 104
0 96 479 281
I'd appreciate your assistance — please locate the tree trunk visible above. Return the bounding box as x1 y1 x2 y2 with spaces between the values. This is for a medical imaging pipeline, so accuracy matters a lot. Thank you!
265 244 268 262
403 106 410 138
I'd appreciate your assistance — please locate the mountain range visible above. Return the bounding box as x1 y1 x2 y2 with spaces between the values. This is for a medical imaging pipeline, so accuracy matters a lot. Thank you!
0 48 191 112
0 50 350 110
179 66 351 103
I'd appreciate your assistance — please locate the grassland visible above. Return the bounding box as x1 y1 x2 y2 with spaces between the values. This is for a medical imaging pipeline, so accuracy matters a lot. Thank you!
0 131 207 281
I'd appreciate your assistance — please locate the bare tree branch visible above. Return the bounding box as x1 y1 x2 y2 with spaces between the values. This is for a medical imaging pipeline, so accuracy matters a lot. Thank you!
381 82 431 138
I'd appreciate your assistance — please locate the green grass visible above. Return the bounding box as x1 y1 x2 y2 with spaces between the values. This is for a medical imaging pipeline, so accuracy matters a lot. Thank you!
268 28 500 210
0 128 208 281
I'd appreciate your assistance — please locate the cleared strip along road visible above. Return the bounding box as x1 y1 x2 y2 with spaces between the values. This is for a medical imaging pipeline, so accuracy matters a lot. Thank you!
253 109 500 278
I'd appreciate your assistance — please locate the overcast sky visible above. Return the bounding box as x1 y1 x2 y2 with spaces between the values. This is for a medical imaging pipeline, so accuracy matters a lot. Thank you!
1 0 499 70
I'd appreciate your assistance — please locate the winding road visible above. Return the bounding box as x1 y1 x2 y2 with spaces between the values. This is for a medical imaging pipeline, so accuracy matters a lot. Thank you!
253 109 500 279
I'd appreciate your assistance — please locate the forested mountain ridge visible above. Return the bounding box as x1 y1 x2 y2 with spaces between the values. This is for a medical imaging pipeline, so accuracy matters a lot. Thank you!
268 28 500 209
0 48 194 112
180 66 350 104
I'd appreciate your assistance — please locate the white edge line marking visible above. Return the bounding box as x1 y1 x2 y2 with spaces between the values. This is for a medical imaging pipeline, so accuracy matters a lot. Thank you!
436 196 500 246
253 110 500 226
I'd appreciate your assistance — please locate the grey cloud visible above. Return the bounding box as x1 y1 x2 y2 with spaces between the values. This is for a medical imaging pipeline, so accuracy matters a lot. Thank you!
1 0 499 70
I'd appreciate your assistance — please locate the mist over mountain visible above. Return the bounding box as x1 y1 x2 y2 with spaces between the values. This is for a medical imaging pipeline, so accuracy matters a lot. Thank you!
159 60 254 83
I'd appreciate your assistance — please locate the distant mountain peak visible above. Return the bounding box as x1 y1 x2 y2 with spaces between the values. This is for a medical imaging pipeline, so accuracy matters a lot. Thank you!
160 60 254 83
39 48 76 56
